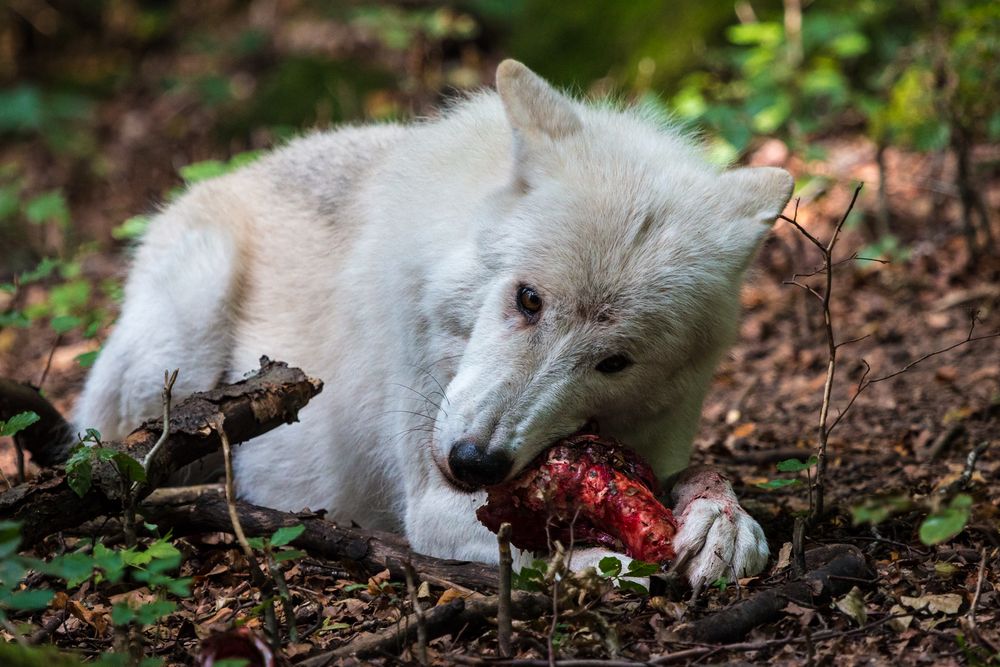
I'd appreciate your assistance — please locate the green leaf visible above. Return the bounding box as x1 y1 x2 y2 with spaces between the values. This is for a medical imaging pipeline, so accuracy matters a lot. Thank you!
598 556 622 578
24 190 70 228
512 567 544 592
50 314 82 335
213 660 250 667
919 495 972 546
711 576 729 591
625 560 660 577
111 452 147 484
246 537 266 550
776 456 818 473
19 257 59 284
756 478 802 490
1 411 40 437
179 160 228 184
272 549 305 562
39 552 95 587
143 538 181 562
75 350 99 368
134 600 176 625
851 494 912 526
66 458 92 497
111 603 136 625
111 215 151 241
270 524 305 547
0 521 23 558
617 579 649 595
727 21 783 46
0 310 30 328
5 588 54 610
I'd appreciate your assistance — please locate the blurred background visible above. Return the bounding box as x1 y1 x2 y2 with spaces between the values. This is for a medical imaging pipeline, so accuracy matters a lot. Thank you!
0 0 997 440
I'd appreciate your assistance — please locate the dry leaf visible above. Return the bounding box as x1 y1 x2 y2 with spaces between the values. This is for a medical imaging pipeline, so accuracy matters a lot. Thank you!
899 593 963 615
887 604 913 632
436 588 465 606
834 586 867 625
773 542 792 573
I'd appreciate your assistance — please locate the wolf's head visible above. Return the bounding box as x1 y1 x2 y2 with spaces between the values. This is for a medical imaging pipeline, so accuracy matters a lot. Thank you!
433 60 793 491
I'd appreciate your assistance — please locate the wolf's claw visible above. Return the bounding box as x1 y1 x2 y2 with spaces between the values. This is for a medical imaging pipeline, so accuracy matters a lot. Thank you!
668 466 769 594
670 496 769 593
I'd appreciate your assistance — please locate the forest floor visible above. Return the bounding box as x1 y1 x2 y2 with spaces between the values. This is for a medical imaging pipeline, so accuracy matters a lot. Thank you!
1 7 998 665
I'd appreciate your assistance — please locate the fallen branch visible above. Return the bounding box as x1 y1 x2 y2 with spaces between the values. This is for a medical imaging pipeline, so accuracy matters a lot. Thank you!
678 544 872 644
298 591 550 665
141 486 503 590
0 358 322 547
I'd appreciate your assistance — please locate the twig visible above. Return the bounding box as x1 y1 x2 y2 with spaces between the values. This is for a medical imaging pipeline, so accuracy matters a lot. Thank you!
404 561 429 666
963 547 1000 655
140 369 178 473
301 591 550 665
36 333 62 391
945 441 989 495
827 313 999 436
218 421 279 647
497 522 513 658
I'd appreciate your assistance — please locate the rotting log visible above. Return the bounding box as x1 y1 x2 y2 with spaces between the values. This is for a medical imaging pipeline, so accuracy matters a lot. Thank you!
141 485 503 590
679 544 873 644
0 358 322 548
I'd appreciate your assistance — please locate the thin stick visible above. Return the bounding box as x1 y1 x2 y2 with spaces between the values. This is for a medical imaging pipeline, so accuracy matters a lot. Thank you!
946 441 990 494
140 369 179 473
404 561 429 666
218 421 278 645
497 522 513 658
36 333 62 390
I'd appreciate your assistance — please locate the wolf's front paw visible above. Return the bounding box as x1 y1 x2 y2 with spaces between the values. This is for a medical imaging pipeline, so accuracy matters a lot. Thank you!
671 496 769 593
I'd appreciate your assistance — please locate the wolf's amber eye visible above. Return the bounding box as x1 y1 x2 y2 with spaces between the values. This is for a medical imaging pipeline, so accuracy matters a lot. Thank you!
517 286 542 317
596 355 632 374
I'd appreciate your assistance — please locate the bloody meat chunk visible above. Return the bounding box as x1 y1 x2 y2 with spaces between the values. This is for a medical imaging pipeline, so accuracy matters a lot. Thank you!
476 434 677 562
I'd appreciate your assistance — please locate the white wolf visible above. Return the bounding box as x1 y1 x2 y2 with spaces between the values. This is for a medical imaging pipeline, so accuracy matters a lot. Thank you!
76 60 792 589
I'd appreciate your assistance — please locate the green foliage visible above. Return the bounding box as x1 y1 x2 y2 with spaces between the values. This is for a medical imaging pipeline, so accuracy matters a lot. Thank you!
851 494 912 525
65 432 147 498
757 455 816 491
852 492 973 546
919 494 972 545
511 558 548 592
776 456 818 473
0 411 40 438
597 556 657 593
663 0 998 160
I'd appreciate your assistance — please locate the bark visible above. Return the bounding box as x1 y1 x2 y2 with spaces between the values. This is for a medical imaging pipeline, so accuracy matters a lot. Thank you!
0 358 322 548
141 486 503 590
679 544 872 644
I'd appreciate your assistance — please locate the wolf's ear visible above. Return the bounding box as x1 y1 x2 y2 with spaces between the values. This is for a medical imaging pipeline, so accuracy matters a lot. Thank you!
496 60 581 140
718 166 794 270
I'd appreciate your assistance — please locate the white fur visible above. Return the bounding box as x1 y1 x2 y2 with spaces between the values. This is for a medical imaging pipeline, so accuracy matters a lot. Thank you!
76 61 792 589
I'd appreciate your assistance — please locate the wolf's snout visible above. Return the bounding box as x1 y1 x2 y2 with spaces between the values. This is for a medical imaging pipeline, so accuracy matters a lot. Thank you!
447 440 512 489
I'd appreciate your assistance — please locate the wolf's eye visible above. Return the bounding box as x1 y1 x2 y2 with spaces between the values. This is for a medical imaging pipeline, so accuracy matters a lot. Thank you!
596 355 632 374
517 286 542 318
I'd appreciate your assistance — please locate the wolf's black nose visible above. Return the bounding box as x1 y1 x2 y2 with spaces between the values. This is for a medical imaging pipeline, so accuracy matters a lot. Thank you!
448 441 512 488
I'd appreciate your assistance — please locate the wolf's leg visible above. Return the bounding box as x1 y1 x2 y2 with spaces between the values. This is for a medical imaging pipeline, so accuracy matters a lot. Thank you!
667 465 769 592
74 183 246 441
